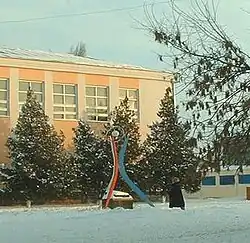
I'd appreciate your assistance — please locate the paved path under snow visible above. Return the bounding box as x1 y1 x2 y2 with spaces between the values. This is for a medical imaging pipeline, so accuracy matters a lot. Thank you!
0 199 249 243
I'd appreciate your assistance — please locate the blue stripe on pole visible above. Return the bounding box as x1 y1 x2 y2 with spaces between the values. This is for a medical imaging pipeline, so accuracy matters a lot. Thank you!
118 136 155 207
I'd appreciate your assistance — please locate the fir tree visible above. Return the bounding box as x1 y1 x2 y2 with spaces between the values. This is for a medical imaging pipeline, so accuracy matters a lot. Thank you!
90 138 112 198
142 87 201 193
73 120 96 194
53 151 81 199
6 88 65 201
73 120 112 199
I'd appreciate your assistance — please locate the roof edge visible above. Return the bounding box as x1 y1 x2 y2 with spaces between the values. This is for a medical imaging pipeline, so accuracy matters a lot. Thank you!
0 46 172 75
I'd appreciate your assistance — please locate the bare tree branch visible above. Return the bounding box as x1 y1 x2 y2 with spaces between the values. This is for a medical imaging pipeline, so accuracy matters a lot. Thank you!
141 0 250 170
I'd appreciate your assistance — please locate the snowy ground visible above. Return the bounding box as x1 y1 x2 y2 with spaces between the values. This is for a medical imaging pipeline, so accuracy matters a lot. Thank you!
0 198 250 243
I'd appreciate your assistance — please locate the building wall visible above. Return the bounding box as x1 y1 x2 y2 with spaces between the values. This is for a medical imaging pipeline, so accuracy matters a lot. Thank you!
0 58 172 164
184 169 250 199
139 79 168 139
53 120 78 148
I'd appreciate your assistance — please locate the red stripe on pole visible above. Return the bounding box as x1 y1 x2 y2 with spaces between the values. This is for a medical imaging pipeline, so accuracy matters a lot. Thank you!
105 137 119 208
105 136 116 196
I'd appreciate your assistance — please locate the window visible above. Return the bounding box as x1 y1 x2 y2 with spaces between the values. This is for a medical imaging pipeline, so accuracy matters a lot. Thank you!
239 174 250 184
19 80 44 111
220 175 235 185
85 86 108 121
53 83 77 120
202 176 216 186
119 88 139 120
0 79 8 116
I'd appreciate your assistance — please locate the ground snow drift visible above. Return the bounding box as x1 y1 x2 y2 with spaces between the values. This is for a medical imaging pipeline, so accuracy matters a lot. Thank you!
0 199 249 243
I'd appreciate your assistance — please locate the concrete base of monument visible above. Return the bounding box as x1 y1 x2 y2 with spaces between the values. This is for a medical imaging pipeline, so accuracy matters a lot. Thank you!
102 190 134 209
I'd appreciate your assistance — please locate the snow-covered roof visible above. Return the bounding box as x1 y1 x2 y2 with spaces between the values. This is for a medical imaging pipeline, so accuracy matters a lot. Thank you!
0 46 162 72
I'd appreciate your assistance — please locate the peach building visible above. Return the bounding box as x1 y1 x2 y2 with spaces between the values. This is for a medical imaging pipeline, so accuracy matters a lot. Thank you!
0 47 173 164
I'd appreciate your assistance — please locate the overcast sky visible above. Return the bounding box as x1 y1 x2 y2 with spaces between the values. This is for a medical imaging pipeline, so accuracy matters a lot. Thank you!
0 0 250 109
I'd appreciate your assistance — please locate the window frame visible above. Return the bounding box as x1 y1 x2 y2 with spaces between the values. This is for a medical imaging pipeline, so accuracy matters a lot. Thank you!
0 78 9 117
53 83 78 120
18 80 44 111
119 88 139 121
85 86 109 122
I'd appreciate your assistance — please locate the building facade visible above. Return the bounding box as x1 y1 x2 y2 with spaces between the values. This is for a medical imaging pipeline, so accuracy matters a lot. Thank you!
0 47 172 164
184 167 250 199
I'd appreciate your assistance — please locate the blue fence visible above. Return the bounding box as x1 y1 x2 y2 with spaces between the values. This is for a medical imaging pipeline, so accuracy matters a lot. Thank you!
202 176 216 186
239 174 250 184
202 174 250 186
219 175 235 185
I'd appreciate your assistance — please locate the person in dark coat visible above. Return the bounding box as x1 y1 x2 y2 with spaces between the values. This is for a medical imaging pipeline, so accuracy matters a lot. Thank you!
167 177 185 210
